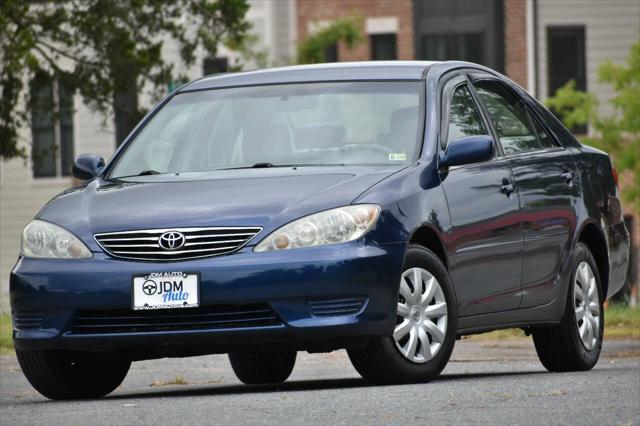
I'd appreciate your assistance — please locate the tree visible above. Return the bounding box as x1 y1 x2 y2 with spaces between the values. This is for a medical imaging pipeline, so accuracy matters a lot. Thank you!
0 0 250 159
546 41 640 208
297 17 363 64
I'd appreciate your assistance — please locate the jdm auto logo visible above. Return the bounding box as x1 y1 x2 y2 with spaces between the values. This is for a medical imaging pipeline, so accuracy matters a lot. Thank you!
158 231 186 250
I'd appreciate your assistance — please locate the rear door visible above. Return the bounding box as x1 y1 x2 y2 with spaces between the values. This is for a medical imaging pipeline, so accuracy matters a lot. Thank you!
471 78 580 308
439 74 523 316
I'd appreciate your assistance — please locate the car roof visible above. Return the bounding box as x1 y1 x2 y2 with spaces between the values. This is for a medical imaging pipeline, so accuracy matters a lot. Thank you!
180 61 441 92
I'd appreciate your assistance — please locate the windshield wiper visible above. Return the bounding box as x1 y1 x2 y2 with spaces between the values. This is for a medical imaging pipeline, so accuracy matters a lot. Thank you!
137 169 161 176
216 163 347 171
217 163 294 170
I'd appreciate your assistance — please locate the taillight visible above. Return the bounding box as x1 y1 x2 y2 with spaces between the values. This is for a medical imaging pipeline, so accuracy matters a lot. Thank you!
612 165 619 187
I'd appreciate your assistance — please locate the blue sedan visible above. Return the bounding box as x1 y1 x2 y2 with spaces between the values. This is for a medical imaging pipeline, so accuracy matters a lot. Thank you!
11 61 630 399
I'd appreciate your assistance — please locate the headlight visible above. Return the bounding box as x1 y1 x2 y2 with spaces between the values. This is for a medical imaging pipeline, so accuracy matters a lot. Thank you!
21 220 92 259
254 205 381 252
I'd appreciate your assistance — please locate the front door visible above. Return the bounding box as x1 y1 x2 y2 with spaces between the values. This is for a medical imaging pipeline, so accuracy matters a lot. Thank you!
439 77 523 317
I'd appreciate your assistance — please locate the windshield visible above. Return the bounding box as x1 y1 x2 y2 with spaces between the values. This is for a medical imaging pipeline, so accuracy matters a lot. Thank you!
109 81 423 178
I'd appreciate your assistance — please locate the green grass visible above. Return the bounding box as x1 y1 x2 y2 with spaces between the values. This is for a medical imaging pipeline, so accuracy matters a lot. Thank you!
603 303 640 339
0 313 13 355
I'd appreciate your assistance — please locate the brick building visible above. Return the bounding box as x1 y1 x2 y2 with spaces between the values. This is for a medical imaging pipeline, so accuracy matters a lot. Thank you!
297 0 529 88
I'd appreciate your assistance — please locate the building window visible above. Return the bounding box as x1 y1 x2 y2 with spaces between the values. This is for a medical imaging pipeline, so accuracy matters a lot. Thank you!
423 34 449 61
203 57 229 76
455 33 485 64
547 26 586 133
547 26 586 95
370 34 397 60
324 43 338 62
422 33 485 64
30 74 74 178
413 0 504 71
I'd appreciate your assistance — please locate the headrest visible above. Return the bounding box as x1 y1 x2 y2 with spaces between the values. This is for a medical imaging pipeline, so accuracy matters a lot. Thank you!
390 106 419 132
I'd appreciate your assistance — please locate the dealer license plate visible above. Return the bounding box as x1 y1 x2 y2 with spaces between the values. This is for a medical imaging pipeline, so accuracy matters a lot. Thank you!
132 272 199 310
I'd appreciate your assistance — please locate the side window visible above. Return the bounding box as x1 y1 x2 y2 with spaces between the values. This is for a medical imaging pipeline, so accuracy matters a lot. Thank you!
527 109 559 149
474 80 542 155
446 85 487 147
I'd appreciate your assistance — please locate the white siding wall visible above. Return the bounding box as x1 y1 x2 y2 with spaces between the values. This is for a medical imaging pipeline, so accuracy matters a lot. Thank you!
536 0 640 118
0 1 296 311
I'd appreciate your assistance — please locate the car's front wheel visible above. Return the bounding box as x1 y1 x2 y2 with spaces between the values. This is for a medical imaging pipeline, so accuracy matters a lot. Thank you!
347 245 457 384
228 350 297 384
15 349 131 400
532 242 604 372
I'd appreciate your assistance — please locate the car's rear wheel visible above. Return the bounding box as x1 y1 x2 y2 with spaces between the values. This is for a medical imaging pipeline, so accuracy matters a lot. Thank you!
228 350 296 384
532 242 604 372
347 245 457 384
15 349 130 400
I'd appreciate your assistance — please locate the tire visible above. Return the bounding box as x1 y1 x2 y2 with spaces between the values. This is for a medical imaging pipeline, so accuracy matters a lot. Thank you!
228 350 296 384
15 350 131 400
532 242 604 372
347 245 458 384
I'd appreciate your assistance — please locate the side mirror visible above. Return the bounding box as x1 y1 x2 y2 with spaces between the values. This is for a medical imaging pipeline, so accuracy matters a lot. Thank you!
439 135 494 168
72 154 105 180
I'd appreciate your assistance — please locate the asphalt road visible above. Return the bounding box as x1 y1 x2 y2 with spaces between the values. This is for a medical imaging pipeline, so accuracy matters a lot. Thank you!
1 338 639 426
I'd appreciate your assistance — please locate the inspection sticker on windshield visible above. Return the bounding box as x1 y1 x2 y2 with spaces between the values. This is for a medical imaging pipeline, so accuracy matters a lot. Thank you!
132 272 199 310
389 153 407 161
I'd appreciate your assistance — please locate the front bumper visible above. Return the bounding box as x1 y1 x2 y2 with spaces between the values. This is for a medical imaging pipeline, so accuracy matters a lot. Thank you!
10 242 405 358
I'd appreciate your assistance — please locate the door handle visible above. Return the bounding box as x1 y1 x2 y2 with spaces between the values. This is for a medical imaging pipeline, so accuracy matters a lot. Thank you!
561 170 575 184
500 178 515 196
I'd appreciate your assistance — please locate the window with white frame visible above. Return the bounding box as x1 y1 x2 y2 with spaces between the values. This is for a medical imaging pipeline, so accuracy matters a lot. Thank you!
30 73 74 178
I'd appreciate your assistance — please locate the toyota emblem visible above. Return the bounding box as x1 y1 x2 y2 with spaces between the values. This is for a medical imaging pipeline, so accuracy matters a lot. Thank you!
158 231 186 250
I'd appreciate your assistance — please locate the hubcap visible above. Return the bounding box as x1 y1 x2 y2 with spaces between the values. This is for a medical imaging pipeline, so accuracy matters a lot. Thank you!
574 261 600 350
394 267 448 363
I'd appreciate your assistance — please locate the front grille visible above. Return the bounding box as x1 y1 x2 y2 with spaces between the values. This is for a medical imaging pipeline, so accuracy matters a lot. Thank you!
308 297 368 317
71 304 281 334
13 312 43 330
95 226 262 261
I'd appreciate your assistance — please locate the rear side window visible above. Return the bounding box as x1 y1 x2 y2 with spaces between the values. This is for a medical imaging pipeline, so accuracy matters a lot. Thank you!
474 80 541 155
527 108 559 150
446 85 487 147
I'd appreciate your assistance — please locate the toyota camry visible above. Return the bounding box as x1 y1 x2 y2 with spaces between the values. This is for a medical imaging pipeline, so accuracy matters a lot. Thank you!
11 61 630 399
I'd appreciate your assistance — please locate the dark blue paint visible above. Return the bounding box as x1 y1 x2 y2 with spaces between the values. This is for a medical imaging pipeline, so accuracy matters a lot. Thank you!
72 154 105 180
439 135 494 168
11 61 630 357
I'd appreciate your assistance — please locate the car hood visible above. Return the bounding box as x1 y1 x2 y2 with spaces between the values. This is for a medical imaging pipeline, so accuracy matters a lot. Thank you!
37 165 402 251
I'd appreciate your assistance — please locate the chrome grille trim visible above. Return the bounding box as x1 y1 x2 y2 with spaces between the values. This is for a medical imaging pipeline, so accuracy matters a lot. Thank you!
95 226 262 261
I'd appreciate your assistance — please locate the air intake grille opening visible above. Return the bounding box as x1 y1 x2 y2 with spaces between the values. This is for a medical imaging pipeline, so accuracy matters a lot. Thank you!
71 304 280 334
13 312 43 330
308 297 368 317
95 227 261 261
